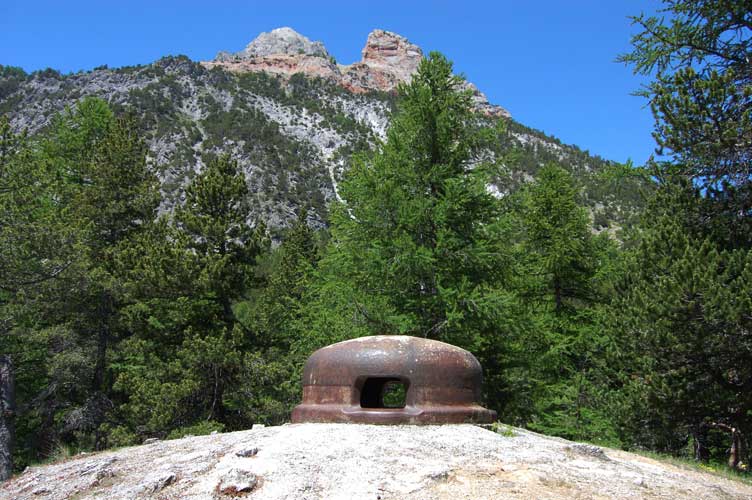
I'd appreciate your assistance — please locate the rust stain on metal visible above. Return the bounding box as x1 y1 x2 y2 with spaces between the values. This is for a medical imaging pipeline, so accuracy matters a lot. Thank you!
291 335 497 424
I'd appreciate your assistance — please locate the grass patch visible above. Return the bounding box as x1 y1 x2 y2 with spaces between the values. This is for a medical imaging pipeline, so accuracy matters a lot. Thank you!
490 422 517 437
630 449 751 486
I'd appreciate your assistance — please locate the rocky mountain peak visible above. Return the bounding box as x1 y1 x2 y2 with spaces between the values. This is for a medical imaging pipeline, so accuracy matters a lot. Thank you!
360 29 423 75
240 27 330 59
337 29 424 93
209 27 338 80
205 28 509 118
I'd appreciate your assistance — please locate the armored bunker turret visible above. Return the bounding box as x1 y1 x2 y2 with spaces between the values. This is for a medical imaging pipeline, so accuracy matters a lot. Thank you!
291 335 497 424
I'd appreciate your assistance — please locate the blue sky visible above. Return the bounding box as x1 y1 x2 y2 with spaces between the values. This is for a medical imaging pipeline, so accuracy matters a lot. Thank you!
1 0 662 165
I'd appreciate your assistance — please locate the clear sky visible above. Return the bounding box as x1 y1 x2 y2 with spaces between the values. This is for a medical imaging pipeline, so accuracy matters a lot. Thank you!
1 0 662 165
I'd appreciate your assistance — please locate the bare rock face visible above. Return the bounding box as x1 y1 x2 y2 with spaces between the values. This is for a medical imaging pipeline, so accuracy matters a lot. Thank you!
202 27 510 118
240 27 329 58
462 81 510 118
205 54 340 82
203 27 340 82
341 29 423 93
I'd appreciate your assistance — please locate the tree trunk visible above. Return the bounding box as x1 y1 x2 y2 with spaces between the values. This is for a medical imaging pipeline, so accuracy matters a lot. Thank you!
728 427 741 470
0 355 15 481
710 422 744 470
93 291 112 393
692 423 709 462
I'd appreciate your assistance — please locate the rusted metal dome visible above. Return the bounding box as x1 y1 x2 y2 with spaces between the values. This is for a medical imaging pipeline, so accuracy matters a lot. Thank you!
291 335 497 424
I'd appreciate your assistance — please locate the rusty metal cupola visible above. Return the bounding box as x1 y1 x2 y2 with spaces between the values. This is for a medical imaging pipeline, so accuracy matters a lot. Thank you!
291 335 497 424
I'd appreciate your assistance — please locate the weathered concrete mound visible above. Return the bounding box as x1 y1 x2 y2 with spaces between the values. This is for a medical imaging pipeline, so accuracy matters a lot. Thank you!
3 424 751 499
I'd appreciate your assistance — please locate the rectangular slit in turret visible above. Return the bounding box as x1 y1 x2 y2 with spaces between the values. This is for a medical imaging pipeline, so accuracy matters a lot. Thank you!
360 377 407 408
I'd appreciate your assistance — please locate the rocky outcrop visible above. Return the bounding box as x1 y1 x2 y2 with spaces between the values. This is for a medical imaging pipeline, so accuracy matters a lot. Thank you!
340 29 423 94
203 53 340 82
3 423 751 499
203 27 340 81
239 27 329 59
202 27 511 118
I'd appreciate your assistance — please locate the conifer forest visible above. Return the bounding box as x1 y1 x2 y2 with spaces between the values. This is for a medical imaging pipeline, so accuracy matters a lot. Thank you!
0 0 750 479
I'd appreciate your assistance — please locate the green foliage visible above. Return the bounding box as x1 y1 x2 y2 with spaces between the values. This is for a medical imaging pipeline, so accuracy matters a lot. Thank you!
308 53 515 350
0 66 27 79
0 66 27 109
609 182 752 463
251 209 318 347
229 208 323 423
620 0 752 238
176 154 263 312
0 116 73 296
167 420 224 440
111 154 269 437
611 0 752 470
511 164 620 444
519 165 599 311
490 422 517 437
1 98 159 467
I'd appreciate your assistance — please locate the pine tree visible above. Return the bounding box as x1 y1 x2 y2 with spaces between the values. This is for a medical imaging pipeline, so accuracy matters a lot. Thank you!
305 52 515 351
0 116 76 468
516 164 618 443
176 154 263 323
615 0 752 468
619 0 752 244
112 154 267 437
611 182 752 467
520 164 598 312
253 208 318 349
0 99 160 461
50 99 157 449
233 208 320 424
0 116 74 299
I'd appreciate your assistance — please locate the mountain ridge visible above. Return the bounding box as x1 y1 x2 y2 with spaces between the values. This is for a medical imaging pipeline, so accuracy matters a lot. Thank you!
204 27 510 118
0 29 644 235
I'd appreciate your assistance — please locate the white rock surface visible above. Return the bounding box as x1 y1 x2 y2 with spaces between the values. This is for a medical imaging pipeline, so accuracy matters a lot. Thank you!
240 27 330 58
2 423 750 499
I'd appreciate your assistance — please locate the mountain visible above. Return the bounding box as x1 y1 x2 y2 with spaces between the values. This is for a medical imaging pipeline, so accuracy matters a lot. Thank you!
0 28 644 236
3 423 750 499
206 27 508 118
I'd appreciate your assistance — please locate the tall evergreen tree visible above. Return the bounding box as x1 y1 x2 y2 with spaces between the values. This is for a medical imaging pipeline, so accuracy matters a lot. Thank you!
516 164 618 442
113 154 267 437
234 208 320 424
294 53 523 418
610 182 752 467
305 52 516 350
0 115 77 468
176 154 264 325
619 0 752 245
253 208 318 350
46 99 158 449
0 99 159 462
615 0 752 468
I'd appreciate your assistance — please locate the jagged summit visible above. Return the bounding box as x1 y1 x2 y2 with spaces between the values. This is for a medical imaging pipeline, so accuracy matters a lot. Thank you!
218 27 330 60
205 28 510 118
340 29 423 93
360 29 423 74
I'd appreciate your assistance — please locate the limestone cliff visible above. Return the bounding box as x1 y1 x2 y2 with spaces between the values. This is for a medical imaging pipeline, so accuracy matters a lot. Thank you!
202 27 510 118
